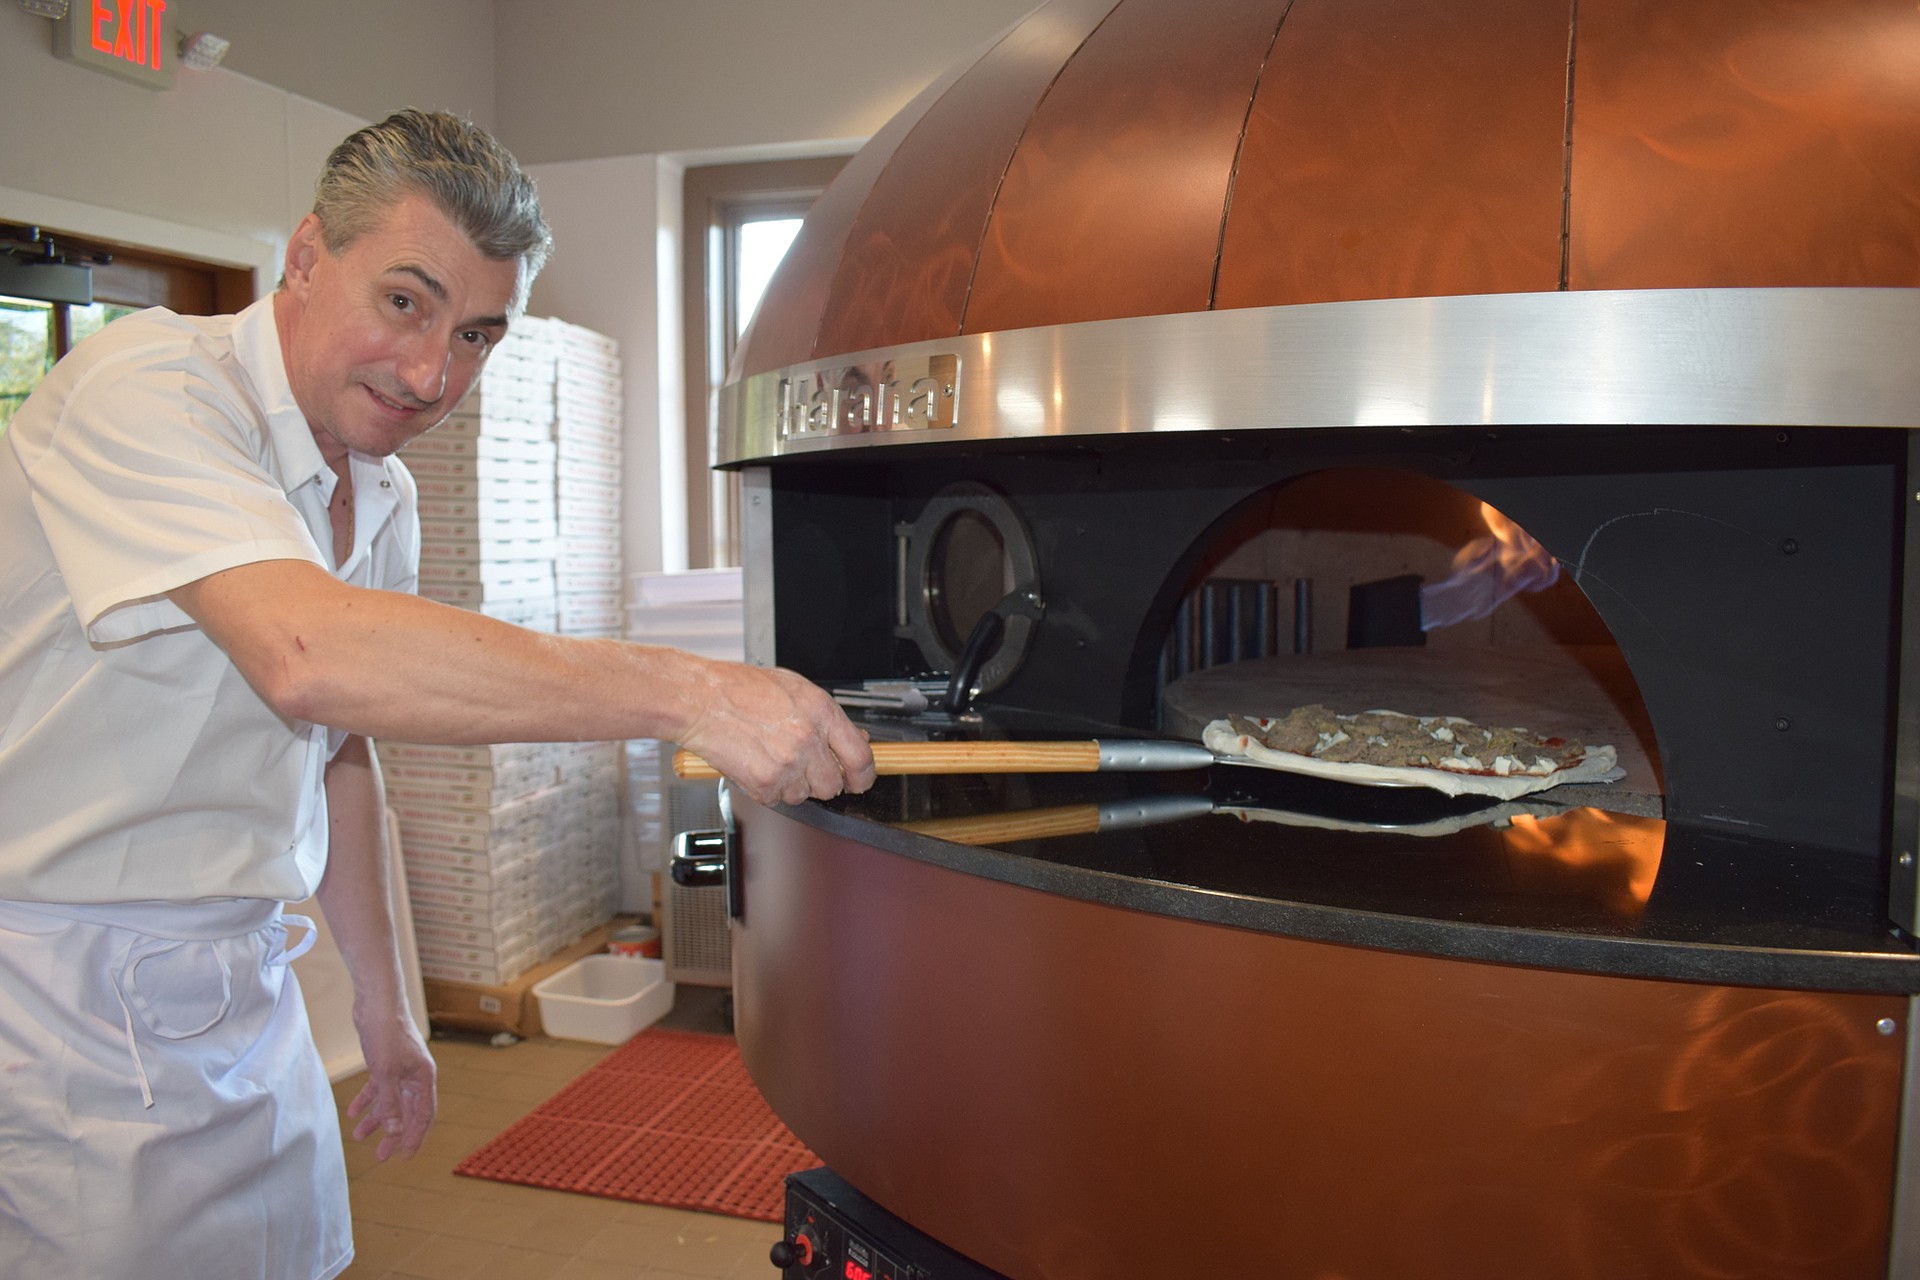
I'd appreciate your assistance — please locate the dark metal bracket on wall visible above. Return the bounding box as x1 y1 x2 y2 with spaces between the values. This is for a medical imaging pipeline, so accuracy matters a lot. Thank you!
0 225 102 306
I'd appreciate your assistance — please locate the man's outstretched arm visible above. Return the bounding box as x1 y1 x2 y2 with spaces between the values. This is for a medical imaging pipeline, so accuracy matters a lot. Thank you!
170 558 875 806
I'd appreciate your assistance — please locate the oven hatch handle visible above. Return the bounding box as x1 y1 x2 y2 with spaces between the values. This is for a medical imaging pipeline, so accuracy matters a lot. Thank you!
670 827 743 921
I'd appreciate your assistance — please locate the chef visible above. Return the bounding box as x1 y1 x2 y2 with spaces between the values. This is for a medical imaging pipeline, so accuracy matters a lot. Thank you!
0 108 875 1280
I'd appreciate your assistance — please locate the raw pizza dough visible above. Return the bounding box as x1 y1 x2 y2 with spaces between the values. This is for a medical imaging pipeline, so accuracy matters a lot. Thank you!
1203 706 1624 801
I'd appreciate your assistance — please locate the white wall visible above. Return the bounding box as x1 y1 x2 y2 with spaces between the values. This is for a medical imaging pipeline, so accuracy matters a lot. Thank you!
0 5 366 284
181 0 497 131
490 0 1039 164
522 154 686 580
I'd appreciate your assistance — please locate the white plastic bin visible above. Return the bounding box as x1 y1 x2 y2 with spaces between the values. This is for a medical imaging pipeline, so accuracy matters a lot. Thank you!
533 955 674 1044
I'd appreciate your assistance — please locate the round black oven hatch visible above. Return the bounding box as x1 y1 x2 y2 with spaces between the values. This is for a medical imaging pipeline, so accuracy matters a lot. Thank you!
895 480 1042 697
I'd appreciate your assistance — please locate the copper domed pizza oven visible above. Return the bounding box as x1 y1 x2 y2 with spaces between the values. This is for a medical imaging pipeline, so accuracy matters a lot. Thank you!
694 1 1920 1276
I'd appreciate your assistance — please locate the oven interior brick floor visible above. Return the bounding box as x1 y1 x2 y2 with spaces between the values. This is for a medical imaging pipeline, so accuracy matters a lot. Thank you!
334 986 783 1280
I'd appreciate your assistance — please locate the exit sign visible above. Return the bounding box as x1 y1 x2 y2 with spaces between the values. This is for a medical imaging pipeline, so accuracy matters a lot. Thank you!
53 0 176 90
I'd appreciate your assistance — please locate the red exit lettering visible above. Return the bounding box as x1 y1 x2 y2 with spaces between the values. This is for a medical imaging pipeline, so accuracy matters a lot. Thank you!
90 0 168 71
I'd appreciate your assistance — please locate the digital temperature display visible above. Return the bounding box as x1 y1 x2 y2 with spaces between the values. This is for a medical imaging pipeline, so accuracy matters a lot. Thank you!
843 1262 873 1280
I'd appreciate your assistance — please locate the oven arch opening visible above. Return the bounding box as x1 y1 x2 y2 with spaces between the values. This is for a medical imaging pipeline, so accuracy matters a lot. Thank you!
1149 465 1667 821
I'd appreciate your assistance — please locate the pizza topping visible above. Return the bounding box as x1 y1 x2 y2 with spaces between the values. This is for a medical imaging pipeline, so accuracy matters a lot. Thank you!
1225 705 1583 777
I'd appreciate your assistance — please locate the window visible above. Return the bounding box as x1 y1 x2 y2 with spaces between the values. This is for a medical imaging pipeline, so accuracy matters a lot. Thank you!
732 216 804 343
1 298 55 430
0 298 147 433
681 156 848 568
0 225 251 433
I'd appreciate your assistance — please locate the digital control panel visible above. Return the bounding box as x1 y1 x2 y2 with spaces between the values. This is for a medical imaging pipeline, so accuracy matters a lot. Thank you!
773 1168 1009 1280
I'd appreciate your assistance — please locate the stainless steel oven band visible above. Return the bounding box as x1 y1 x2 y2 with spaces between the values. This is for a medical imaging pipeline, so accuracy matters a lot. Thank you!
718 286 1920 466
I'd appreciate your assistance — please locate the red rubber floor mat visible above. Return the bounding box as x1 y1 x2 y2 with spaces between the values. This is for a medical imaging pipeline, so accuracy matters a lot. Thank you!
453 1028 818 1221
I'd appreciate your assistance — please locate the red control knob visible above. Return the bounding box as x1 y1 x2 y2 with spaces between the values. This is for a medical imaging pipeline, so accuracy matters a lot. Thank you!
769 1229 816 1269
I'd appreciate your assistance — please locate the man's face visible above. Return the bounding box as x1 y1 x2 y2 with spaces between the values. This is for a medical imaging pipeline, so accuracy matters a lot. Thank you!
277 192 522 460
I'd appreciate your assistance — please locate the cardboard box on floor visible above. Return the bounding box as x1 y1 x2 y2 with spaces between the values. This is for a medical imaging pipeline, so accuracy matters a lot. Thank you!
423 922 615 1038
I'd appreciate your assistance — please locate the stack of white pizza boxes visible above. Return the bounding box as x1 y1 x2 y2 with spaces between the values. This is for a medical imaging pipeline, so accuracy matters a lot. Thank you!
544 319 624 928
380 316 615 987
407 318 561 633
551 320 624 640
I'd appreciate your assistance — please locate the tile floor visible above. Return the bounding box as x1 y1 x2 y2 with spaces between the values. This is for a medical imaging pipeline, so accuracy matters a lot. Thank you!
335 987 785 1280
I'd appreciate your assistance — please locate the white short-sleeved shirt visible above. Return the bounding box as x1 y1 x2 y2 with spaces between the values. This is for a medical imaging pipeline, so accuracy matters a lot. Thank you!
0 297 419 904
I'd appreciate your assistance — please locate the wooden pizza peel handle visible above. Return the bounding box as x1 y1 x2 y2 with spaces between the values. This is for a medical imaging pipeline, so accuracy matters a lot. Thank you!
669 738 1217 780
671 739 1104 780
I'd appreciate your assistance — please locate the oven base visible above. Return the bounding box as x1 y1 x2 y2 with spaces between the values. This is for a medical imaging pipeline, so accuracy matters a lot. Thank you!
735 797 1909 1280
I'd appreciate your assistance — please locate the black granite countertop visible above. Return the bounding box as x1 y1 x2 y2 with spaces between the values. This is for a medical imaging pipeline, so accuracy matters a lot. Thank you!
793 714 1920 994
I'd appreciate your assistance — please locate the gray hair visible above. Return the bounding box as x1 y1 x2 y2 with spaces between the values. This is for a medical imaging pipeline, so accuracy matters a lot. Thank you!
311 109 552 305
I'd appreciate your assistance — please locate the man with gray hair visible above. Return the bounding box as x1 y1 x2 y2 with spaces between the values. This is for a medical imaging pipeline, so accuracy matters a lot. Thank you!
0 109 873 1279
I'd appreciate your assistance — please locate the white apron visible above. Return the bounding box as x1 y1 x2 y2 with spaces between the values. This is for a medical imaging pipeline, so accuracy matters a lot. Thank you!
0 898 352 1280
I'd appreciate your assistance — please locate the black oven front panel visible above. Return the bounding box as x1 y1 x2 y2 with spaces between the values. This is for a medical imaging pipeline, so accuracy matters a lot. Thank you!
777 1168 1010 1280
767 424 1904 857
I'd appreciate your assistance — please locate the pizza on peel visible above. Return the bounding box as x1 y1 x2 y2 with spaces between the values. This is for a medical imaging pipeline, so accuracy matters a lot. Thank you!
1201 704 1624 800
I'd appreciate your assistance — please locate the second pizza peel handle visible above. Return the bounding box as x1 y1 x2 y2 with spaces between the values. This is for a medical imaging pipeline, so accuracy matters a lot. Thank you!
895 804 1104 846
670 739 1105 781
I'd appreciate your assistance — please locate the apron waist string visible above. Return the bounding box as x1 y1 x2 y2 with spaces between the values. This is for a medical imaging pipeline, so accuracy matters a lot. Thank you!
274 914 319 966
110 972 156 1110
